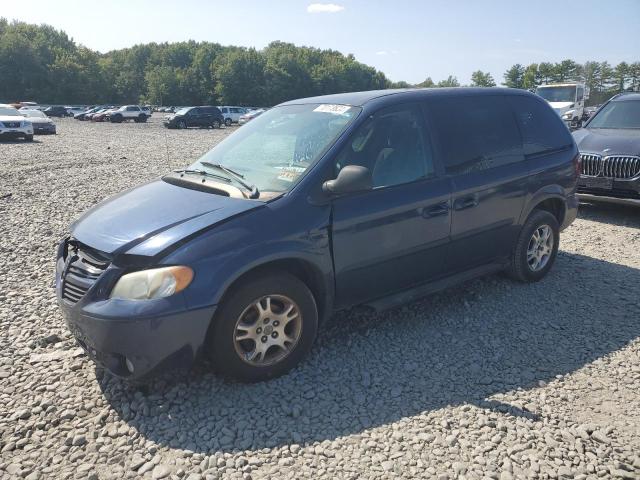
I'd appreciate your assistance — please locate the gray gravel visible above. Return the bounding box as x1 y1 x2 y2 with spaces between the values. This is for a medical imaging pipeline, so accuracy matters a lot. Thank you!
1 115 639 479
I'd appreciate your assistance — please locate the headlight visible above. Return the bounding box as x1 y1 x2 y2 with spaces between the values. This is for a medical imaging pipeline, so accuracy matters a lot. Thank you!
110 266 194 300
22 121 32 128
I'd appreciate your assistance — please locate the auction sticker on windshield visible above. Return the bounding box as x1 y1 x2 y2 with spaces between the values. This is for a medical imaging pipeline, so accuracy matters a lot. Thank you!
275 165 306 182
313 104 352 115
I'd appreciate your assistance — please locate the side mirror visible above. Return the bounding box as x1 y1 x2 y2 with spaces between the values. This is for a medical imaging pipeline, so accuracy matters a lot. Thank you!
322 165 372 196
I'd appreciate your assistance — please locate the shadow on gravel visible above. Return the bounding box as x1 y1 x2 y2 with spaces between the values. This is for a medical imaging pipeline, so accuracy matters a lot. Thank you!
98 252 640 454
578 201 640 228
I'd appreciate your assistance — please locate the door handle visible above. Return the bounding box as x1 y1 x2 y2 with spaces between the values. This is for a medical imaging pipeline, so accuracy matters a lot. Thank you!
454 195 479 211
422 202 450 218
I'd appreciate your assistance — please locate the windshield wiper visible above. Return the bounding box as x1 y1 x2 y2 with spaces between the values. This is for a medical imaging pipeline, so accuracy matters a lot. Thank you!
173 169 231 183
200 162 260 199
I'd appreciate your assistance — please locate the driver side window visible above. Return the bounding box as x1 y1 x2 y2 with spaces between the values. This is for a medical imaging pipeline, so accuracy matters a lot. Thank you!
334 103 434 188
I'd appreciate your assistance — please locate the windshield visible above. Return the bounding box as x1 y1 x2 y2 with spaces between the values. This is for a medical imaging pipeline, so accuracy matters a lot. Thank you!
191 103 361 198
23 110 46 118
536 86 576 103
588 100 640 129
0 107 20 116
176 107 192 115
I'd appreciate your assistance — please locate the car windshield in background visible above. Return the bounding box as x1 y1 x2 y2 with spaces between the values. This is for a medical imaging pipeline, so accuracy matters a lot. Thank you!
192 103 361 197
535 86 575 102
587 100 640 129
22 110 46 118
175 107 191 115
0 108 20 116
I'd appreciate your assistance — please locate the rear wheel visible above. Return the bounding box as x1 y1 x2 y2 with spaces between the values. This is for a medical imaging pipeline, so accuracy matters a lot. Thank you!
212 120 221 129
138 114 147 123
207 273 318 382
506 210 559 282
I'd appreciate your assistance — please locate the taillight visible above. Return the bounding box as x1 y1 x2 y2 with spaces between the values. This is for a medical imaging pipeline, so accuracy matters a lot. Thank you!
573 153 581 177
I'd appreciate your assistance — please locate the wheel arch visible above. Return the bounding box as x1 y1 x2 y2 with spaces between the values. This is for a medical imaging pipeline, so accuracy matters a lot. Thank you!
212 255 334 326
520 186 567 227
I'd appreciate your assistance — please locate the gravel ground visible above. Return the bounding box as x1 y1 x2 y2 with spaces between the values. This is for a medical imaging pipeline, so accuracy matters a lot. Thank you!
1 116 639 480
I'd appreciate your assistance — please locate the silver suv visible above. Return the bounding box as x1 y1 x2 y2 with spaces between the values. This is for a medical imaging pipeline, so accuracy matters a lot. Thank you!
218 106 248 126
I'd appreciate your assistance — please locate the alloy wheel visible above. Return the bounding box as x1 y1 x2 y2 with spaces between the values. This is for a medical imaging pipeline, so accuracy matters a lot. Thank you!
233 295 302 366
526 225 554 272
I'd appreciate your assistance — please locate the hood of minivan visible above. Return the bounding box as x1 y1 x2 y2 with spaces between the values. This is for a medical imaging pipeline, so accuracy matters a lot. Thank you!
573 128 640 156
71 179 262 256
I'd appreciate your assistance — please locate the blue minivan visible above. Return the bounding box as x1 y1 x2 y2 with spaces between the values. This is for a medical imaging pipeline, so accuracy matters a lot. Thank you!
55 88 579 382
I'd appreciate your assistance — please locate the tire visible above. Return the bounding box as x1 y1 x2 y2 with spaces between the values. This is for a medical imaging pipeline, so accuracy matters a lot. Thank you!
207 273 318 382
506 210 560 283
177 120 186 129
138 114 147 123
212 120 221 129
224 118 232 126
25 135 34 142
111 115 122 123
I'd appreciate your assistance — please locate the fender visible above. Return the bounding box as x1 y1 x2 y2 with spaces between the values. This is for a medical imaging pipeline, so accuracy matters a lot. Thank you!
519 184 567 225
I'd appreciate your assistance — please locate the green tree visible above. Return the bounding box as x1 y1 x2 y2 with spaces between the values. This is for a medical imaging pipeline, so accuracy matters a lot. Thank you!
537 62 555 84
614 62 629 92
522 63 540 90
437 75 460 87
213 48 266 105
470 70 496 87
416 77 435 88
502 64 525 89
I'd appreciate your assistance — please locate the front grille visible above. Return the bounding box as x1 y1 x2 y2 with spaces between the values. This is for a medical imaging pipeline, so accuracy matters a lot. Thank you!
61 244 109 304
602 156 640 179
580 153 640 179
3 121 21 128
580 153 602 176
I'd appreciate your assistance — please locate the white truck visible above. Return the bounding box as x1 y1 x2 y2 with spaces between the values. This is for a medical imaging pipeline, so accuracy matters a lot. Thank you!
107 105 149 123
535 83 589 129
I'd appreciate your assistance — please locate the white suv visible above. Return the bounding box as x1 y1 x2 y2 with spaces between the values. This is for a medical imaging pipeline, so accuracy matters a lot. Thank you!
0 104 34 141
108 105 149 123
218 106 248 126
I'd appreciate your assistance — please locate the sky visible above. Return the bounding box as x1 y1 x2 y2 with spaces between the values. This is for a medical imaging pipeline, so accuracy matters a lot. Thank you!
3 0 639 85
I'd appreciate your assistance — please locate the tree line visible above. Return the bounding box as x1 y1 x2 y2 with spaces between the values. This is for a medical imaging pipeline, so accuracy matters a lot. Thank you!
0 19 637 107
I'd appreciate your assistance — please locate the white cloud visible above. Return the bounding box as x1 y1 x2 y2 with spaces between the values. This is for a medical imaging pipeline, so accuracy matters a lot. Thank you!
307 3 345 13
376 50 388 56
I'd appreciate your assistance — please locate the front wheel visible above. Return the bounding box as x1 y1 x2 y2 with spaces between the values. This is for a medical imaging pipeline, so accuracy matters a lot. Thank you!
25 134 34 142
224 118 232 126
212 120 221 129
506 210 559 282
177 120 186 129
207 273 318 382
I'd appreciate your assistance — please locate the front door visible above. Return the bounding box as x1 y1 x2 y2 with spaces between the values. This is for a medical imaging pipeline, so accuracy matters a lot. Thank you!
330 103 452 307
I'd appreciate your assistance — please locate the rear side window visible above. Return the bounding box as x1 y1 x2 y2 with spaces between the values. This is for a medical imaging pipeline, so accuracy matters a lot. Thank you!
428 95 523 175
507 95 572 156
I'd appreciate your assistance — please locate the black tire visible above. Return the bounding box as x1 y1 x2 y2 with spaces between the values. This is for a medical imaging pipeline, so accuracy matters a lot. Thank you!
207 273 318 382
25 135 34 142
224 118 232 126
212 120 221 129
111 114 122 123
138 114 147 123
506 210 560 283
177 120 186 129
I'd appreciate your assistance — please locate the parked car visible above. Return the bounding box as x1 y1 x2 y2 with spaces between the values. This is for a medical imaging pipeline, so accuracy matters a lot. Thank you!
108 105 149 123
65 106 86 117
218 106 248 126
0 104 33 141
163 106 224 129
55 88 578 382
141 106 152 117
44 106 70 118
238 108 266 125
21 109 56 135
91 108 117 122
573 92 640 206
75 106 103 121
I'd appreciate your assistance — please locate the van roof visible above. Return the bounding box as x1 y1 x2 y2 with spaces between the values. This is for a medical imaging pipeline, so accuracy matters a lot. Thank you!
279 87 533 107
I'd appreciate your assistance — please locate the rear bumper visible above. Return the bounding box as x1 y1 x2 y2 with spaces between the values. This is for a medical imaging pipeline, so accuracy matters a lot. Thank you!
561 193 579 230
33 124 56 134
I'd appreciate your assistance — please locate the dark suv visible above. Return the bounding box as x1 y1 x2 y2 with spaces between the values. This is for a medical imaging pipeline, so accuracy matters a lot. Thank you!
573 93 640 206
55 88 578 382
164 106 224 129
